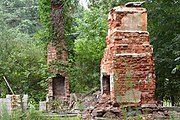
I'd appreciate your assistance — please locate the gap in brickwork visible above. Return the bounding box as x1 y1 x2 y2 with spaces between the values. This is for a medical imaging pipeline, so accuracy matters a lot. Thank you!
52 74 65 100
102 74 110 95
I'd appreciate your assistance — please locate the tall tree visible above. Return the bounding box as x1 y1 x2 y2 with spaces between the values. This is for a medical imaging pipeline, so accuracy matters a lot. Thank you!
1 0 39 34
0 0 48 102
0 28 48 101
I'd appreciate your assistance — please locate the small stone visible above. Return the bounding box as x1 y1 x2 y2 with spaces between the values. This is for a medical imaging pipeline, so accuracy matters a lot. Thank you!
127 110 142 116
110 107 120 113
39 101 47 111
141 104 157 108
103 111 119 119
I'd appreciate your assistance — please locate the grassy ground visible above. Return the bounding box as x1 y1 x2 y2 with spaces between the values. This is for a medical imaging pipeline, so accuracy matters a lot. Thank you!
43 116 81 120
0 104 81 120
168 111 180 120
1 103 179 120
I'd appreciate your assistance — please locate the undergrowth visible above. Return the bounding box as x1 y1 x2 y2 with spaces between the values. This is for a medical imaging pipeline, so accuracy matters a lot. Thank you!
0 103 81 120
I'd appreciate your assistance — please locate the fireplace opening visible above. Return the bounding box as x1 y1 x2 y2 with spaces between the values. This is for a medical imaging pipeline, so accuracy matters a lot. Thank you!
53 74 65 100
102 75 110 95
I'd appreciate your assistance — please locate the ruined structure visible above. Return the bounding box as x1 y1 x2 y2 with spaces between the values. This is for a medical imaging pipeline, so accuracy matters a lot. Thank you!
82 3 165 119
47 1 69 103
100 5 156 107
0 95 28 113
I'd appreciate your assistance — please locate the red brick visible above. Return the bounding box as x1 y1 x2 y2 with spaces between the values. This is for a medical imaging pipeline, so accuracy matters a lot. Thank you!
100 6 156 106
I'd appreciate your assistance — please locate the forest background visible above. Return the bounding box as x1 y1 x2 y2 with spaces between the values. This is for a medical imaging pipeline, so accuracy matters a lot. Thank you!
0 0 179 106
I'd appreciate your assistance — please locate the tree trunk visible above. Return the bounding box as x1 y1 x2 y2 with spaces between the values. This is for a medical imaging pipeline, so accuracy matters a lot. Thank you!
171 95 175 106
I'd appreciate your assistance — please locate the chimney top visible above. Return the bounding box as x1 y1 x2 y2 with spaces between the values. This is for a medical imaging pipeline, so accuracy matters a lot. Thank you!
125 1 145 7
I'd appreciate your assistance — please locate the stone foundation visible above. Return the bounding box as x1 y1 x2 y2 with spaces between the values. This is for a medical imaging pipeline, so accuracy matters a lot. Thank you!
0 95 28 113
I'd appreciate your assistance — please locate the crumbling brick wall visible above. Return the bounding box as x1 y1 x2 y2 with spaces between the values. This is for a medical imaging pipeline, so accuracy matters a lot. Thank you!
101 6 156 107
0 95 28 113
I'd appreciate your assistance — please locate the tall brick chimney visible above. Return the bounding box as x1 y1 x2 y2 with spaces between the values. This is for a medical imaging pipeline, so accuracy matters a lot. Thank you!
100 5 157 107
47 1 69 103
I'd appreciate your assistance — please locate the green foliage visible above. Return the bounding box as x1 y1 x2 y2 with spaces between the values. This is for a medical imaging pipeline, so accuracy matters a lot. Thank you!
0 27 48 101
88 0 140 12
0 29 47 100
69 8 107 92
0 0 48 102
37 0 79 44
0 102 44 120
146 0 180 105
172 57 180 74
37 0 84 93
45 116 81 120
0 103 11 120
37 0 80 80
0 0 39 35
50 60 69 74
27 103 44 120
0 0 48 104
36 0 51 44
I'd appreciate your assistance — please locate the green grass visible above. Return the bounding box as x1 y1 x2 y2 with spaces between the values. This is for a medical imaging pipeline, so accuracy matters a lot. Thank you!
43 116 81 120
168 111 180 120
1 102 179 120
0 103 11 120
163 100 172 107
0 103 81 120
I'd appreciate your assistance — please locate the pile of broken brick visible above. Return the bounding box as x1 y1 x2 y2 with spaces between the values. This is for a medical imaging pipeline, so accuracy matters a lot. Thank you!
82 93 170 120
